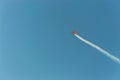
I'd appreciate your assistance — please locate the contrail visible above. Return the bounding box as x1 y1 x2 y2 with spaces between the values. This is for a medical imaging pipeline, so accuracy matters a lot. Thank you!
72 32 120 64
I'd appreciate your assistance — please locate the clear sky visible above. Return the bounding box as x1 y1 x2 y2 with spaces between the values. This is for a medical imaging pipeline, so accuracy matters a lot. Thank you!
1 0 120 80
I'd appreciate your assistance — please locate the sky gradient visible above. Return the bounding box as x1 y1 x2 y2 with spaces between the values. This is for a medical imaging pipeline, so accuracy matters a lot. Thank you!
1 0 120 80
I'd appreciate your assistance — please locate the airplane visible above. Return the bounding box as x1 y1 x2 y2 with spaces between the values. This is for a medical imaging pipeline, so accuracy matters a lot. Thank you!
71 31 76 35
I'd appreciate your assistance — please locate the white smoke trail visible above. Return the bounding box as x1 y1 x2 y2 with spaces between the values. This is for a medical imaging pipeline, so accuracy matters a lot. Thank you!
74 33 120 64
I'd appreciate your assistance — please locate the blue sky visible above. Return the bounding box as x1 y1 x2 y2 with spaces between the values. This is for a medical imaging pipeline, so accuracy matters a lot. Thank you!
1 0 120 80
